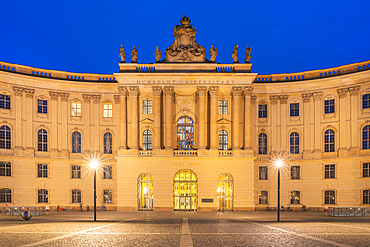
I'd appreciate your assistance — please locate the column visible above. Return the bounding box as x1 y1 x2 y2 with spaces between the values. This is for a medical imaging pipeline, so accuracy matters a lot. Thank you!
13 87 23 153
209 86 219 149
24 89 35 151
279 95 288 152
49 91 59 156
152 86 162 149
118 86 128 150
232 86 242 150
337 88 348 156
269 95 279 152
312 92 322 155
164 86 174 149
82 94 91 152
243 86 253 150
59 93 69 155
302 93 312 157
197 86 207 149
348 86 360 152
250 95 257 152
91 95 101 151
129 86 140 149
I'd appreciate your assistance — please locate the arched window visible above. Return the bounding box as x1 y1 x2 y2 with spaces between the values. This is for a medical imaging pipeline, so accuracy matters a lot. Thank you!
174 169 197 210
290 132 299 154
363 190 370 204
143 130 152 150
72 189 81 203
0 125 11 149
217 173 233 211
177 116 194 150
258 133 267 155
0 188 11 203
138 173 153 210
363 126 370 149
37 129 48 152
104 132 112 154
219 130 228 150
38 189 48 203
72 131 81 153
103 189 113 203
324 129 335 152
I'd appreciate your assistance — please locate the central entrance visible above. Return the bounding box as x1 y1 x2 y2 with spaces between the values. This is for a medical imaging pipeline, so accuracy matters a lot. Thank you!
174 169 197 211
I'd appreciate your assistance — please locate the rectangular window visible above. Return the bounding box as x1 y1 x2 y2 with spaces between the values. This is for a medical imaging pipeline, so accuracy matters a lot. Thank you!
325 190 335 204
218 100 228 114
258 191 268 204
103 190 113 203
38 189 48 203
0 94 10 109
290 103 299 117
324 164 335 179
259 166 268 180
324 99 335 114
142 100 152 114
0 188 11 203
103 165 112 179
37 163 48 178
71 102 81 116
103 103 113 117
258 104 267 118
291 166 300 180
363 162 370 178
363 94 370 109
290 191 300 204
0 161 11 176
71 165 81 179
72 190 81 203
37 99 48 114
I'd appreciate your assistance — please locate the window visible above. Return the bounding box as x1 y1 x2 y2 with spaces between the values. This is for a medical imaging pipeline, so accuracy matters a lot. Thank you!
363 126 370 149
363 94 370 109
0 94 10 109
325 164 335 179
290 132 299 154
217 173 233 211
291 166 300 180
103 189 113 203
290 103 299 117
143 130 152 150
219 130 228 150
138 173 154 210
71 165 81 179
72 131 81 153
38 189 48 203
258 133 267 155
104 132 112 154
324 190 335 204
259 166 268 180
290 191 300 204
103 165 112 179
219 100 228 114
363 190 370 204
103 103 113 117
324 99 335 114
72 189 81 203
37 129 47 152
142 100 152 114
0 125 11 149
71 102 81 117
363 162 370 178
37 163 48 178
0 188 11 203
37 99 47 114
177 116 194 150
324 129 335 152
0 162 11 176
258 191 268 204
258 104 267 118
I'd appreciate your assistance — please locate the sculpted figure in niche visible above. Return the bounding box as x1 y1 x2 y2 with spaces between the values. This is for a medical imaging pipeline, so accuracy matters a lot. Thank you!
210 45 217 62
118 43 126 63
232 44 239 63
244 45 252 63
131 45 138 63
154 45 161 62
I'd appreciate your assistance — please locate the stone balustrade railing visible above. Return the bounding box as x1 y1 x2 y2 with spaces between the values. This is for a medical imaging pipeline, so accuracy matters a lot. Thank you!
139 150 152 156
173 150 198 156
218 150 233 156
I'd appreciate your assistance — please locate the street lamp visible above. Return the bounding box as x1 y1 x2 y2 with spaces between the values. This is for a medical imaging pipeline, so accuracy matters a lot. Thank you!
89 158 100 222
275 159 283 222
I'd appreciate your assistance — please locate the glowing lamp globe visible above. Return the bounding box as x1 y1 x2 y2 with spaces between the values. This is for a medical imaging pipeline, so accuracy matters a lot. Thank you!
275 160 283 168
90 159 99 169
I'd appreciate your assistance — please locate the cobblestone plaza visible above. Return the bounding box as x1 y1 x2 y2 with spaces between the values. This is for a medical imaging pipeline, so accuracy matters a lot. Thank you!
1 211 370 246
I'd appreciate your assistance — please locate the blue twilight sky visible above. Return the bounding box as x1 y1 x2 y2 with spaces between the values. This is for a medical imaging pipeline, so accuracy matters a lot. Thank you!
0 1 369 75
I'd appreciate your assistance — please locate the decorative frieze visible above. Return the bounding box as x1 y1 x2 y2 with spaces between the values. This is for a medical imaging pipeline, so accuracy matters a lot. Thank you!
348 86 360 96
129 86 140 96
82 94 91 103
302 93 312 103
337 88 348 98
312 91 322 101
24 89 35 98
231 86 242 96
251 95 257 104
152 86 162 96
49 91 59 101
13 86 23 97
91 95 101 104
269 95 279 104
59 93 69 102
117 86 128 96
279 95 288 104
196 86 207 96
164 86 174 96
243 86 253 96
209 86 219 96
113 95 120 104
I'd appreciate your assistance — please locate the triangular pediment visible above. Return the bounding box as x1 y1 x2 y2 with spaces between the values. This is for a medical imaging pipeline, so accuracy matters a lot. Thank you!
139 118 154 124
216 118 232 124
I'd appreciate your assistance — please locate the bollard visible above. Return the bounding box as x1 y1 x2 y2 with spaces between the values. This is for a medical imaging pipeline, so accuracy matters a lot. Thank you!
21 211 32 220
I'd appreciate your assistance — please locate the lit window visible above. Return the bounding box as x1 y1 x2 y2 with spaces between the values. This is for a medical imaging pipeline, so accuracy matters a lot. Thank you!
142 100 152 114
290 191 300 204
37 99 47 114
363 163 370 178
0 162 11 177
37 129 47 152
258 191 268 204
259 166 268 180
363 94 370 109
143 130 152 150
325 164 335 179
0 125 11 149
104 132 112 154
258 133 267 155
71 102 81 116
138 173 154 210
0 188 11 203
291 166 300 180
103 103 113 117
290 132 299 154
219 100 228 114
363 190 370 204
38 189 48 203
72 189 81 203
363 126 370 149
72 131 81 153
258 104 267 118
103 165 112 179
324 129 335 152
71 165 81 179
219 130 228 150
324 99 335 114
290 103 299 117
324 190 335 204
217 173 233 211
103 189 113 203
37 163 48 178
0 94 10 109
177 116 194 150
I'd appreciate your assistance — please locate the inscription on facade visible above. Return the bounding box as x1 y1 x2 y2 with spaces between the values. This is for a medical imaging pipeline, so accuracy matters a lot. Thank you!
137 80 234 85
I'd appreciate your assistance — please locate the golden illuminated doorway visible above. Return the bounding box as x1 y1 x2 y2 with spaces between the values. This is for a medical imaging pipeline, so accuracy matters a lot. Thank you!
174 170 197 211
138 173 153 210
217 173 233 211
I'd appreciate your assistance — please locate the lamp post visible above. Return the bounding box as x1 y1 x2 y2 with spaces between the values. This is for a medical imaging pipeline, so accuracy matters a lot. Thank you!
89 159 99 222
275 160 283 222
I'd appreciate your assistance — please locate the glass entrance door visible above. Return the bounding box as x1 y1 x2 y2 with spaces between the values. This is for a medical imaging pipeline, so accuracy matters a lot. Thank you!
174 170 197 211
217 173 233 211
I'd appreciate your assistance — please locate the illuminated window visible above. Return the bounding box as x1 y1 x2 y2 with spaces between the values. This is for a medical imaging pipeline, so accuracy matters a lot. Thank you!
104 132 112 154
72 189 81 203
0 125 11 149
138 173 153 210
38 189 48 203
37 129 47 152
143 130 152 150
0 162 11 177
259 166 268 180
290 103 299 117
291 166 300 180
363 162 370 178
103 103 112 117
218 100 228 114
71 102 81 116
217 173 233 211
37 99 47 114
142 100 152 114
325 164 335 179
174 170 197 211
290 191 300 204
363 190 370 204
363 94 370 109
0 188 11 203
218 130 228 150
290 132 299 154
72 131 81 153
0 94 10 109
103 165 112 179
71 165 81 179
177 116 194 150
258 133 267 154
363 126 370 149
324 129 335 152
37 163 48 178
258 104 267 118
324 190 335 204
258 191 268 204
103 190 113 203
324 99 334 114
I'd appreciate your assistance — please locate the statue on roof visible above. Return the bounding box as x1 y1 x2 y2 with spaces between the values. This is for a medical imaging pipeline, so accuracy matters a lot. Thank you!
131 45 138 63
119 43 126 63
210 45 217 62
244 45 252 63
163 14 208 63
154 45 161 62
232 44 239 63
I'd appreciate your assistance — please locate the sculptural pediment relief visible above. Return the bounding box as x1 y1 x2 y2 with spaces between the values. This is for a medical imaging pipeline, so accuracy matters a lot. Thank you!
217 118 232 124
176 94 196 109
139 118 154 124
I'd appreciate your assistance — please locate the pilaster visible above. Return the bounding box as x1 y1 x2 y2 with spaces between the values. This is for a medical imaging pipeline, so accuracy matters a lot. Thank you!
152 86 162 150
209 86 219 149
49 91 59 157
164 86 174 149
232 86 242 150
129 86 140 149
337 88 348 156
24 88 35 155
243 86 253 153
82 94 91 153
13 87 23 155
269 95 279 153
279 95 288 153
302 93 312 158
197 86 207 149
59 92 69 157
348 86 360 155
312 91 323 158
117 86 128 153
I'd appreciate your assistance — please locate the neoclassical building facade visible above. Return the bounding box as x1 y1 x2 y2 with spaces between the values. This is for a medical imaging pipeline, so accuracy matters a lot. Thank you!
1 16 370 211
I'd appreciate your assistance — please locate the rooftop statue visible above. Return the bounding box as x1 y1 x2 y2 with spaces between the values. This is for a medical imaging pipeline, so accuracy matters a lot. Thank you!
154 45 161 62
210 45 217 62
119 43 126 63
232 44 239 63
131 45 138 63
244 45 252 63
163 14 208 63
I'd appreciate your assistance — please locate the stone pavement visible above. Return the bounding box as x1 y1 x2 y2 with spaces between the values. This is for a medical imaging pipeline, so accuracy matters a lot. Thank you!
0 211 370 246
